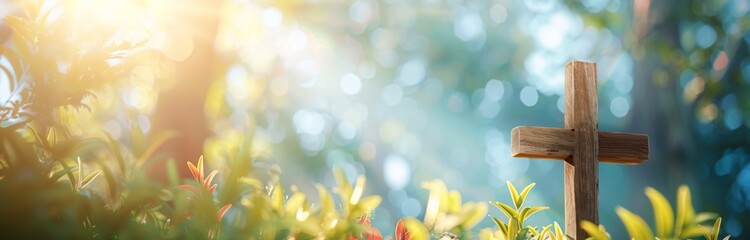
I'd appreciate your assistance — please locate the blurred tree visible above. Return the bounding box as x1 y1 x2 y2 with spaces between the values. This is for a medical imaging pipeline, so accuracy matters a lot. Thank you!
151 0 223 182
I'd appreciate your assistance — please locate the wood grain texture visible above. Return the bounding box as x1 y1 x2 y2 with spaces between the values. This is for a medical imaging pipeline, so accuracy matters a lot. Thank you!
564 61 598 239
511 126 649 164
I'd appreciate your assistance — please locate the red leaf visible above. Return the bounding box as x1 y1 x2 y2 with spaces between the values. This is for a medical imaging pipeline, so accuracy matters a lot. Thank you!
366 227 383 240
352 215 382 240
216 203 232 221
204 170 219 189
187 161 201 183
395 219 411 240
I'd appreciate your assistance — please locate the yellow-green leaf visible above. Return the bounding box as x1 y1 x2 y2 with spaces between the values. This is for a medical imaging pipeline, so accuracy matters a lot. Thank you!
79 169 101 189
554 222 564 240
538 225 552 240
581 220 610 240
682 225 709 239
350 175 366 205
491 215 508 235
460 202 488 229
517 183 536 208
507 216 518 240
520 206 548 224
333 167 352 206
507 181 521 209
616 207 654 240
354 195 381 216
711 217 722 240
283 192 306 216
492 201 519 221
645 187 674 238
402 218 430 240
675 185 696 236
693 212 719 224
316 184 335 216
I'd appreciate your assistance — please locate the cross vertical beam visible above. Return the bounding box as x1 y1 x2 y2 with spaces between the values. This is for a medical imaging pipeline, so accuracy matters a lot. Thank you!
564 61 598 239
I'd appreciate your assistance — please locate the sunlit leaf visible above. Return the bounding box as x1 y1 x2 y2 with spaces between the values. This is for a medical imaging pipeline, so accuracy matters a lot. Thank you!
204 170 219 189
554 222 564 240
616 207 654 240
350 175 366 205
492 201 519 221
506 181 520 209
284 192 306 216
580 220 610 240
645 187 674 238
217 204 232 221
491 215 508 235
519 206 548 224
401 218 429 240
460 202 488 229
675 185 696 237
79 169 102 189
187 160 200 183
711 217 722 240
517 183 535 210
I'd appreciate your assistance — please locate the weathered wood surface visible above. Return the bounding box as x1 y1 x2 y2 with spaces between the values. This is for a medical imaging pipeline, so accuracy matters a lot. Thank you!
511 126 649 164
564 61 598 239
509 60 650 239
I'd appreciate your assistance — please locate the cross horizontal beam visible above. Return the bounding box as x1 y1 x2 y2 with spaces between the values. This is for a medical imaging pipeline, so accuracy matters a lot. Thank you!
511 126 649 165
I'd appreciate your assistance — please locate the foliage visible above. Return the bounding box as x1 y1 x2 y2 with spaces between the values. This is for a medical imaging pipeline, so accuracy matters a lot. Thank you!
0 0 737 239
484 182 564 240
603 185 730 240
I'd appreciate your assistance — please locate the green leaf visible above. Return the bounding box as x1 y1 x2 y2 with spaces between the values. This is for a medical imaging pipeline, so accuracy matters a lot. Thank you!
401 218 430 240
491 215 508 235
316 184 335 216
166 159 179 187
538 225 552 240
50 166 78 181
711 217 722 240
675 185 696 237
682 225 709 239
554 222 564 240
460 202 488 229
616 207 654 240
352 195 381 217
526 226 539 236
580 220 610 240
333 167 352 211
519 206 548 224
507 216 518 240
283 192 306 216
517 183 536 209
349 175 365 205
507 181 521 209
693 212 719 224
515 227 529 240
79 169 102 189
645 187 674 238
492 201 519 221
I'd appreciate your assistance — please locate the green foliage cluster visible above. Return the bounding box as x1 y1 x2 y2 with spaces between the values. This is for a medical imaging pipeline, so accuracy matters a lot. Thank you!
0 1 734 239
478 182 729 240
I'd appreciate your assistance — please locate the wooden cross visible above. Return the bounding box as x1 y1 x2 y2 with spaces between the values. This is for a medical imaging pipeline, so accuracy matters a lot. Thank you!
510 61 649 239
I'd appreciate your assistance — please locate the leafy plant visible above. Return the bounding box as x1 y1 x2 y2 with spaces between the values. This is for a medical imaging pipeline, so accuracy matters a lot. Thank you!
485 181 557 240
600 185 730 240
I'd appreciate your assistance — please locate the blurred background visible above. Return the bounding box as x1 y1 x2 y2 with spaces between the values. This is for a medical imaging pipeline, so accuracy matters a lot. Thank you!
1 0 749 238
